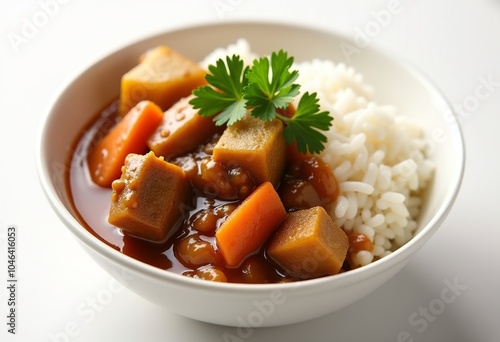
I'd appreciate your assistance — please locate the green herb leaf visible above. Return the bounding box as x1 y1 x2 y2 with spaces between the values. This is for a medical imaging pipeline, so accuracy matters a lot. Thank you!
244 50 300 121
190 50 334 154
279 92 333 154
189 55 248 125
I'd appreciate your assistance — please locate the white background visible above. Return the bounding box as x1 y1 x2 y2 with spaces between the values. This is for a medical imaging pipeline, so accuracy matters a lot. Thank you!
1 0 499 341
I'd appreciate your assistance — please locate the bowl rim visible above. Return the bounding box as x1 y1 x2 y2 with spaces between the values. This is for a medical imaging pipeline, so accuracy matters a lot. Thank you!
36 20 466 293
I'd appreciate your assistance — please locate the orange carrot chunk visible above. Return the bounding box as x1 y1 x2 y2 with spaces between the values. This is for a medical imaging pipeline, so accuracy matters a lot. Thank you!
215 182 287 267
87 100 163 187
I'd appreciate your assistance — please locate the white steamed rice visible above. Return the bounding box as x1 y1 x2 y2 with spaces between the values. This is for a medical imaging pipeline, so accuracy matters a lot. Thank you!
201 39 435 268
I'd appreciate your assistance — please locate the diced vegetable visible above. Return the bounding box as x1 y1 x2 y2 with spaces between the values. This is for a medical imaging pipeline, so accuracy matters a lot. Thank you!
119 46 207 116
212 115 286 186
87 100 163 187
267 206 348 279
215 182 287 267
108 151 191 242
148 95 223 160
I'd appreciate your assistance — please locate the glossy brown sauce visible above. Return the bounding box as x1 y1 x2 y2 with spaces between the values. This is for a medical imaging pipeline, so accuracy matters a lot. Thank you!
67 100 362 283
68 100 291 283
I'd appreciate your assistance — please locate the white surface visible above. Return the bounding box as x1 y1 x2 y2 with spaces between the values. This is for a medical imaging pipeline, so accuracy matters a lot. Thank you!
0 0 498 341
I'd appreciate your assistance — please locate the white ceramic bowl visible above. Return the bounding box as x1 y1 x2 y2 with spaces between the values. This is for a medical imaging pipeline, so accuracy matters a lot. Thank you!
37 22 465 327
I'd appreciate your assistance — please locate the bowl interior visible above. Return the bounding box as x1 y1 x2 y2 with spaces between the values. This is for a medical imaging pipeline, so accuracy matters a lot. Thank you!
38 21 464 288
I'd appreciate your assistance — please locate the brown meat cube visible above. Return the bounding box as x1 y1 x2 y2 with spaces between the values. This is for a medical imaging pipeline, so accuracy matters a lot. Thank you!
108 151 190 242
119 46 207 116
267 206 348 279
212 115 286 186
148 95 222 159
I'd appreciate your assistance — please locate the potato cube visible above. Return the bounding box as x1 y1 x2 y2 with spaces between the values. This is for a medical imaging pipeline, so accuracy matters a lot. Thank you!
267 206 349 279
119 46 207 116
212 115 285 186
108 151 190 242
148 95 222 159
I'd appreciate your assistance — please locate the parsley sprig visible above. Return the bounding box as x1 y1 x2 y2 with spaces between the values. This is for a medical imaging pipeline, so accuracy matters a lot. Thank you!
189 50 333 154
